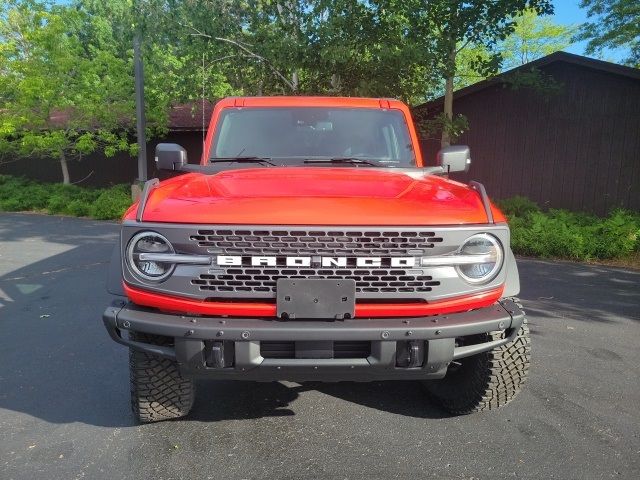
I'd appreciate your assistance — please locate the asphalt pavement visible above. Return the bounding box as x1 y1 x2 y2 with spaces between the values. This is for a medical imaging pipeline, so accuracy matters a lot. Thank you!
0 213 638 480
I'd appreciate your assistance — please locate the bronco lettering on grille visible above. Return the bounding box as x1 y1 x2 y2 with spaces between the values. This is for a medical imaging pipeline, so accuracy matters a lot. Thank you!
216 255 416 268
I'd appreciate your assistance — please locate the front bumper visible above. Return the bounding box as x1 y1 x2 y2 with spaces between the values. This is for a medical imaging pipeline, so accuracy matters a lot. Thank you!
103 299 524 381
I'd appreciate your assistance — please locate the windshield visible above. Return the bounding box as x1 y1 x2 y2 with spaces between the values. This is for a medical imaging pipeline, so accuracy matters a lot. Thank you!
210 107 416 167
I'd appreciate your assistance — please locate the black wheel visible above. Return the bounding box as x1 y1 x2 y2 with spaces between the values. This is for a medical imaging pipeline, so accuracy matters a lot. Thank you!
129 332 195 423
424 302 531 414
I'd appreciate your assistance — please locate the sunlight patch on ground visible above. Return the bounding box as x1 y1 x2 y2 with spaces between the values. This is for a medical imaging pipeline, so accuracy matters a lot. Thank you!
0 286 12 307
15 284 42 295
0 240 75 278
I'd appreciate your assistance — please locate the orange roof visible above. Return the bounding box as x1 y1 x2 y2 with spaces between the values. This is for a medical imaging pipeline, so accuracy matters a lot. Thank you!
217 96 404 109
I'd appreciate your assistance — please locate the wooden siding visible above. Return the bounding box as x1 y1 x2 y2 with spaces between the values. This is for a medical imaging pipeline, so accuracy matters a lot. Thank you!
417 62 640 215
0 131 205 187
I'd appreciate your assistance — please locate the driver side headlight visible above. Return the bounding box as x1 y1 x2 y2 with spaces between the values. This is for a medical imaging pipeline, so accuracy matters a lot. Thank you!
455 233 503 284
126 231 175 282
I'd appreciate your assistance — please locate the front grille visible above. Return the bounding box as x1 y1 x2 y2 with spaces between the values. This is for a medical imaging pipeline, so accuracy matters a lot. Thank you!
189 228 443 296
261 341 371 359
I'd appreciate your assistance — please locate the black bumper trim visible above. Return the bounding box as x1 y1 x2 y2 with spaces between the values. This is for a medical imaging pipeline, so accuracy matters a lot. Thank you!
103 312 177 360
103 299 523 380
103 300 521 342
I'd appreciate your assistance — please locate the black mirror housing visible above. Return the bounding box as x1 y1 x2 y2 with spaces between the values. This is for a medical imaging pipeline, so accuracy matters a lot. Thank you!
155 143 187 171
436 145 471 173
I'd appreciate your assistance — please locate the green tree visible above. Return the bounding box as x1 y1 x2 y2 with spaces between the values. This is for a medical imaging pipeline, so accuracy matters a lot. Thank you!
402 0 553 147
452 43 493 90
501 8 576 69
453 9 575 90
170 0 433 101
578 0 640 67
301 0 432 102
76 0 240 127
0 0 135 184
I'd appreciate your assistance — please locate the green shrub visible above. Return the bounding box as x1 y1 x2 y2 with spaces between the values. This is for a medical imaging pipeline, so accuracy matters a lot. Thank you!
0 176 50 211
0 197 25 211
89 186 132 220
46 193 70 214
496 196 540 217
594 209 640 256
502 197 640 261
0 175 130 220
66 199 92 217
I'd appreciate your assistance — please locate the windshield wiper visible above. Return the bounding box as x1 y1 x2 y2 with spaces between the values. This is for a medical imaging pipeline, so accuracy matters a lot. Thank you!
303 157 380 167
210 156 276 166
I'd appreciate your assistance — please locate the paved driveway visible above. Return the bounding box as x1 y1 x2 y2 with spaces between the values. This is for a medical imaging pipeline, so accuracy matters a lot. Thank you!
1 213 638 480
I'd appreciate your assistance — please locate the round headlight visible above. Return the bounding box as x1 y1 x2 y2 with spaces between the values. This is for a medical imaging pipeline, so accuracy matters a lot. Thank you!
126 231 174 282
456 233 503 284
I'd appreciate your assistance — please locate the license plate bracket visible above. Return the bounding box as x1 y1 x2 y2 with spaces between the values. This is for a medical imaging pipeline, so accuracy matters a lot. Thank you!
276 279 356 320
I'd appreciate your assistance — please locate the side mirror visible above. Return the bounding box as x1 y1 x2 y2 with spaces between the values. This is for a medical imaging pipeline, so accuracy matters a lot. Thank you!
436 145 471 173
155 143 187 171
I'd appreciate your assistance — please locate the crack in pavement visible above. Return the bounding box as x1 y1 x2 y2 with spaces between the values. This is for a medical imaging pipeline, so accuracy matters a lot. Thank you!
0 261 109 282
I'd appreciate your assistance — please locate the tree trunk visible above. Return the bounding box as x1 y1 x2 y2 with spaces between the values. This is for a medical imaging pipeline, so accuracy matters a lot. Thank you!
441 45 457 148
60 152 70 185
331 73 341 92
441 74 454 148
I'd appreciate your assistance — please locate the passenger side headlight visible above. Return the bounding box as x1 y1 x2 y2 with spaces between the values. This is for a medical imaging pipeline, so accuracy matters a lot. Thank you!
455 233 503 284
126 231 175 282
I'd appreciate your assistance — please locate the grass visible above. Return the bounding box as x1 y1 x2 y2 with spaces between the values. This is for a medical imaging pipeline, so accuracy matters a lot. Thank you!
497 196 640 266
0 175 132 220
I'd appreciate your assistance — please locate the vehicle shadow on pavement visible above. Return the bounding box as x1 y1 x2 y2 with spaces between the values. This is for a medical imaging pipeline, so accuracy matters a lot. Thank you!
300 381 451 419
189 380 450 422
190 381 300 421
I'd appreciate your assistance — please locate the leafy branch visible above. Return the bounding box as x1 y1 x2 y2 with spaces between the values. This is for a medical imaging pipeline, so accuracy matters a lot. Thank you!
182 24 297 92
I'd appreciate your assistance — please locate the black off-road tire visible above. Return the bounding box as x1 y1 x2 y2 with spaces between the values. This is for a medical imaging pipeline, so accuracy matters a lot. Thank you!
129 332 195 423
424 301 530 414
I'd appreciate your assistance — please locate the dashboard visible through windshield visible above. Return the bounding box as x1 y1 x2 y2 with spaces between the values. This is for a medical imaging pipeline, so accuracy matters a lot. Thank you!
210 107 416 167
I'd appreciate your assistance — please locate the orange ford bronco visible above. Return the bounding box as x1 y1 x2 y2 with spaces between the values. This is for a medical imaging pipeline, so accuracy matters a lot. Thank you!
103 96 529 423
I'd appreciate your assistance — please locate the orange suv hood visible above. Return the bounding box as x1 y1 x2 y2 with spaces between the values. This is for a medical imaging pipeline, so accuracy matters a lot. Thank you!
137 167 500 225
